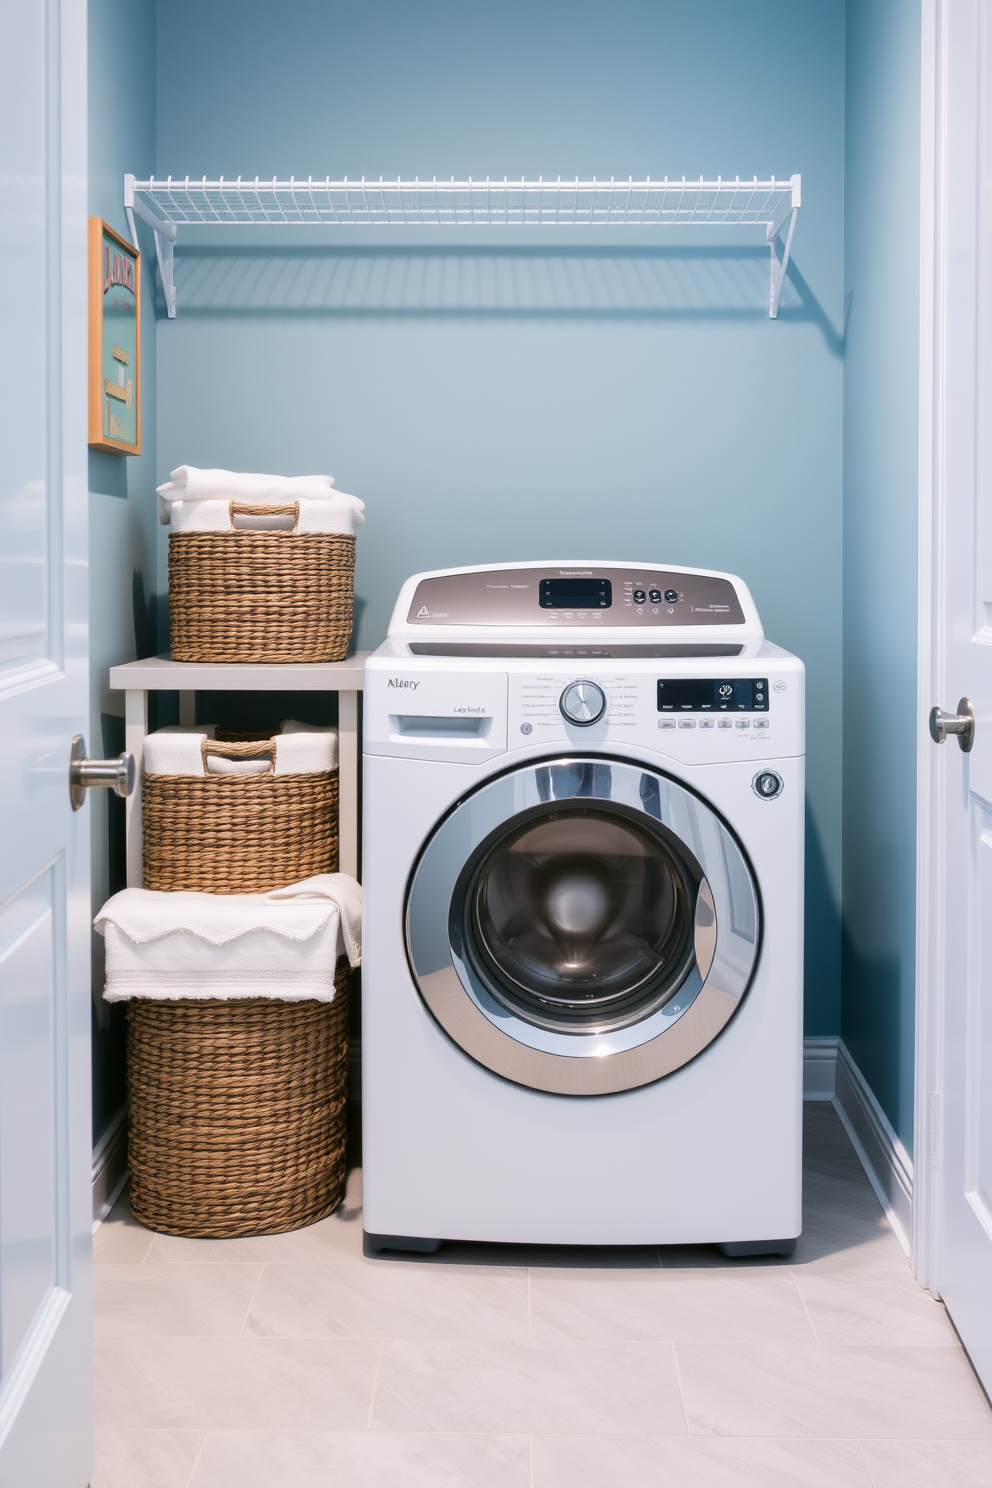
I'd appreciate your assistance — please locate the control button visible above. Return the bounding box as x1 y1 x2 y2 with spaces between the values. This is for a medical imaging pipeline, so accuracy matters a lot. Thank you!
773 680 787 693
719 683 733 698
717 719 734 729
632 588 647 603
753 718 769 730
699 718 715 729
678 719 696 729
658 718 677 730
559 679 607 726
520 722 533 735
649 589 662 603
753 770 784 800
736 719 751 729
664 589 679 603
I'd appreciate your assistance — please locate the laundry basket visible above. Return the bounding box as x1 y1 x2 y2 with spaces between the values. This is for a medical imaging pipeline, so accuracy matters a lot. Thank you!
141 732 339 893
168 502 355 663
126 960 351 1238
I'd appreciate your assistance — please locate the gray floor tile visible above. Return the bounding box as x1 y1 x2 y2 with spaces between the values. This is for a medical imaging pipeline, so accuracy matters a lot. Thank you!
188 1430 530 1487
530 1434 872 1487
676 1340 992 1438
95 1335 380 1431
90 1430 203 1488
859 1438 992 1487
370 1339 687 1434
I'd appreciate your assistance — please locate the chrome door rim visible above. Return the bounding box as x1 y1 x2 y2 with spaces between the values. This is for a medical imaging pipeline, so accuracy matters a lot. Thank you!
406 756 760 1095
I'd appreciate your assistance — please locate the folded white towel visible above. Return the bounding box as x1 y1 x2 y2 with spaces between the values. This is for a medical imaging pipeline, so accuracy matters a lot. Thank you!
157 466 335 518
142 724 338 777
95 873 363 1002
166 493 365 536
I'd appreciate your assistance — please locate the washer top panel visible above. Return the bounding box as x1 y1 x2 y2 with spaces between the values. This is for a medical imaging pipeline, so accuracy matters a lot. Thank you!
403 565 747 629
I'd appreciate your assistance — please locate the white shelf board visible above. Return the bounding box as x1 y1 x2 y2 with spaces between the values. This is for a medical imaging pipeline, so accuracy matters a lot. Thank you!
124 173 800 318
109 652 369 692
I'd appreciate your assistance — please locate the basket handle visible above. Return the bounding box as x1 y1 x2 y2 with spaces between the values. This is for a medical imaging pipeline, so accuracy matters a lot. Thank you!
201 737 276 775
229 501 300 533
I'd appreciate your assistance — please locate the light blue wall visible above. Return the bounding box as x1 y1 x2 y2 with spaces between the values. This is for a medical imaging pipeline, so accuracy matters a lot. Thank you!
88 0 158 1143
842 0 920 1150
155 0 847 1037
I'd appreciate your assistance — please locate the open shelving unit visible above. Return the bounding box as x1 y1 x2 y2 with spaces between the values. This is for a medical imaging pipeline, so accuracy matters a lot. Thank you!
124 173 801 319
109 654 368 887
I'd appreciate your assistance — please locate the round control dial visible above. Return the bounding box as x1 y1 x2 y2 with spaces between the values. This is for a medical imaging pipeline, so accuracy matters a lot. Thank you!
752 770 784 801
559 680 607 727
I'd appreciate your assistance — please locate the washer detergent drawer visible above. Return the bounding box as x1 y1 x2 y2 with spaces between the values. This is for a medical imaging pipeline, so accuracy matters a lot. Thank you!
365 668 508 762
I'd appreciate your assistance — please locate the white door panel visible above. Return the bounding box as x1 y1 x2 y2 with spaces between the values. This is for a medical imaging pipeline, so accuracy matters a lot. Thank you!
927 0 992 1398
0 0 93 1481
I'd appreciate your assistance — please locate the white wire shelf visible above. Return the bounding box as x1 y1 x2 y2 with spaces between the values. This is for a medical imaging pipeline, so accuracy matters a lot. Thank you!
124 173 800 319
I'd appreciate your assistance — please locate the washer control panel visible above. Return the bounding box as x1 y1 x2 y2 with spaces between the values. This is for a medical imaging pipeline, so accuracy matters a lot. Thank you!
406 565 746 628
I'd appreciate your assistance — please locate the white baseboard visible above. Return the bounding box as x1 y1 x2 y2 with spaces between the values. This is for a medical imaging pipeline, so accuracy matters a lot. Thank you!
92 1105 128 1230
803 1036 913 1257
802 1035 841 1099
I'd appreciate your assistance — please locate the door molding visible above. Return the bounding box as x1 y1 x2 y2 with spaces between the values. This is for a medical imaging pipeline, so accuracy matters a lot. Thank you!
913 0 940 1297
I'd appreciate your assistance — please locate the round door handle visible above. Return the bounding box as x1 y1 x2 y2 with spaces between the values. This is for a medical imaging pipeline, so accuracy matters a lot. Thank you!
929 698 974 752
69 735 135 810
559 680 607 727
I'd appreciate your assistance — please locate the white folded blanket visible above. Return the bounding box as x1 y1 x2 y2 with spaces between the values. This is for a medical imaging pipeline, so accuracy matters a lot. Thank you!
157 465 335 511
166 493 365 536
143 722 338 777
95 873 362 1002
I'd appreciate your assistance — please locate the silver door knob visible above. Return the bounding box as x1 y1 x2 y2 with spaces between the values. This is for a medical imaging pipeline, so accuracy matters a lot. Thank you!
559 680 607 726
69 735 135 810
929 698 974 752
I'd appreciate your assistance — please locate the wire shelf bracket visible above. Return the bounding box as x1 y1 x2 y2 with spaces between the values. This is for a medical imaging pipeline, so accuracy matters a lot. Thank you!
124 172 800 319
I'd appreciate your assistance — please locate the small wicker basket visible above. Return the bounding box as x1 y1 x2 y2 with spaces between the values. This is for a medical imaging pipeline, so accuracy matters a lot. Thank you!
142 737 338 894
168 502 355 663
126 960 350 1238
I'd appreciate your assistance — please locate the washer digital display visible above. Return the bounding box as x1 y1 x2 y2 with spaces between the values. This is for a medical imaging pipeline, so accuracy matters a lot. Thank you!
539 578 612 609
657 678 768 712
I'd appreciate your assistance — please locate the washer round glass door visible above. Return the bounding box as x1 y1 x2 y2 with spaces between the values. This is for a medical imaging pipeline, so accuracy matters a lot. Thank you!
406 757 760 1095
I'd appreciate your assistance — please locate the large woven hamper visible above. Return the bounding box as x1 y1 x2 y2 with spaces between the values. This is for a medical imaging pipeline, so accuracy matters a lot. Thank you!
126 960 350 1238
169 507 355 663
142 737 338 894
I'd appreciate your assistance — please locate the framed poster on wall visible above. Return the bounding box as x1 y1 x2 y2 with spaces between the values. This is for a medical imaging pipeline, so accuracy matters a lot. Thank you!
88 217 140 454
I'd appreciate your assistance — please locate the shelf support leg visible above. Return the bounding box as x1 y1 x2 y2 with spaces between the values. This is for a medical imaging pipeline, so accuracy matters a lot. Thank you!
154 229 177 319
124 689 148 888
124 176 178 317
769 205 798 319
338 690 360 881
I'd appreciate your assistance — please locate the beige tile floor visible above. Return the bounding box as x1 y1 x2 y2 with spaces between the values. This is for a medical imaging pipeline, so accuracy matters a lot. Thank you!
92 1104 992 1487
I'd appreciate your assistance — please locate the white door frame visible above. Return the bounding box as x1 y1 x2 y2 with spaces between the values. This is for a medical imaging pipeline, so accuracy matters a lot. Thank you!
913 0 940 1296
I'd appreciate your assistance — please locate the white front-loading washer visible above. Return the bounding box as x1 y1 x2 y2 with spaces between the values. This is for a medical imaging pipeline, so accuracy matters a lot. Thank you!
362 562 804 1254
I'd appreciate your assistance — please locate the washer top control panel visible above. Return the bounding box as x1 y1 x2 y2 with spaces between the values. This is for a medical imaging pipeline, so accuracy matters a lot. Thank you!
404 565 746 629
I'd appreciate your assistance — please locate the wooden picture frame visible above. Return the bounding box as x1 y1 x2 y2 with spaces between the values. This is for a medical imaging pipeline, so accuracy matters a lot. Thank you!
88 217 141 454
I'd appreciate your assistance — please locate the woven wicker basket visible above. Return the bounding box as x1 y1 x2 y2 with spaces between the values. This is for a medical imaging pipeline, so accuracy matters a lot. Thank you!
142 738 338 894
126 960 350 1238
169 503 355 663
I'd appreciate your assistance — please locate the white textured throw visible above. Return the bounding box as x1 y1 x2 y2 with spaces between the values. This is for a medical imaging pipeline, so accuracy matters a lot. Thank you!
166 493 365 536
96 874 363 1002
142 723 338 777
